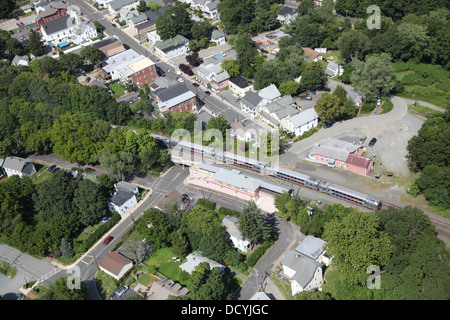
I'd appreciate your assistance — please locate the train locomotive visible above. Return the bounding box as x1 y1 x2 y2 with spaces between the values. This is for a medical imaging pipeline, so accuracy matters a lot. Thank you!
151 134 382 210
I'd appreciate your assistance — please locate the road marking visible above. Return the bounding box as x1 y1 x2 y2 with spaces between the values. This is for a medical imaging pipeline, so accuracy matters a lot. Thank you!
172 171 181 181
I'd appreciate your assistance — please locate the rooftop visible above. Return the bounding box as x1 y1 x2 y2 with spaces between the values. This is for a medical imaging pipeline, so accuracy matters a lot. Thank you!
99 252 132 276
310 138 362 161
258 84 281 101
282 251 322 287
229 75 252 89
286 108 318 128
294 235 326 260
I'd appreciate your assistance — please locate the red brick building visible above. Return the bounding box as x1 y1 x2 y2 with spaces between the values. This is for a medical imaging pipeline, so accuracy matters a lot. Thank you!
35 1 68 30
127 58 158 88
153 83 197 115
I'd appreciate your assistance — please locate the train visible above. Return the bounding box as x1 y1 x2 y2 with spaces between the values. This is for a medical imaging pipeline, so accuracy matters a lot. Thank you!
151 134 383 210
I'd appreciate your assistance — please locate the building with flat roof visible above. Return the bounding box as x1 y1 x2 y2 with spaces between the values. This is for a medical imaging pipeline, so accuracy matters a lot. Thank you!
228 76 253 97
186 163 291 213
103 49 157 88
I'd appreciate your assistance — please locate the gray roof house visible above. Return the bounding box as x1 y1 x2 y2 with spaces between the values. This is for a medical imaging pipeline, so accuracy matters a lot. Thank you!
221 215 252 253
210 29 226 45
12 55 29 66
258 83 281 103
179 251 226 275
0 156 36 179
153 83 197 113
259 95 299 127
325 61 344 77
282 251 323 296
108 0 140 16
154 35 190 60
277 7 298 24
108 181 139 217
283 108 319 136
240 91 263 118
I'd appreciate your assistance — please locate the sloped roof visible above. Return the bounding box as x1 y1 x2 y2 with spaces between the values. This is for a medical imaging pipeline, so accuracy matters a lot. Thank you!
0 157 32 173
242 91 262 110
286 108 318 128
345 153 372 169
282 251 322 287
179 251 224 274
258 84 281 101
221 215 245 240
310 138 362 161
99 251 133 276
302 47 321 60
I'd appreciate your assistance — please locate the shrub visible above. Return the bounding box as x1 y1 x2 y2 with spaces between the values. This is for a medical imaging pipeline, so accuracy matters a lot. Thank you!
218 206 241 217
246 240 273 267
196 198 216 210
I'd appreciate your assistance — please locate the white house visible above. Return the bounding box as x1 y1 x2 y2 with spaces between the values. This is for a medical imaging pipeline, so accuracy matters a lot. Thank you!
282 251 323 296
147 30 161 44
0 157 36 179
259 95 299 128
92 0 113 9
193 62 229 92
302 47 323 62
221 215 252 253
39 9 97 47
99 251 133 280
179 251 226 275
210 29 226 45
228 76 253 97
277 7 298 24
107 0 140 16
283 108 319 136
294 235 332 266
258 83 281 106
154 35 190 60
108 181 139 217
325 61 344 77
12 55 29 66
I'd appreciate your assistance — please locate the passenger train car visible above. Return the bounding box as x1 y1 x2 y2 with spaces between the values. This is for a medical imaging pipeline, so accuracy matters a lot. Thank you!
151 134 382 210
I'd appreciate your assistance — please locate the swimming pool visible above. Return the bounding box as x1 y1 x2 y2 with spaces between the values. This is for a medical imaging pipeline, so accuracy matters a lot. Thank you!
214 55 223 59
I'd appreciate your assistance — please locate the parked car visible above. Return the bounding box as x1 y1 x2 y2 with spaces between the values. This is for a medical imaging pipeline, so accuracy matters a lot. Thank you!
387 172 393 177
47 165 57 172
103 236 113 245
85 77 91 83
375 174 381 179
251 32 258 37
117 285 128 297
300 95 312 100
52 167 60 173
205 91 211 95
101 217 109 223
322 87 331 92
192 82 199 87
377 99 382 106
158 69 165 77
177 77 184 83
176 70 182 76
368 137 377 147
48 251 54 258
16 293 26 300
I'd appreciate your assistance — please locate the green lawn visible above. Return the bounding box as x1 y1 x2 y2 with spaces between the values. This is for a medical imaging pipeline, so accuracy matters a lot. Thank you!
109 82 127 98
32 163 52 184
408 104 445 118
393 62 450 110
143 247 187 285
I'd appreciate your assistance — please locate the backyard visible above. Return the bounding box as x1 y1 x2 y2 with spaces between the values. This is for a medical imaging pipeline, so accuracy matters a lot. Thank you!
109 82 127 99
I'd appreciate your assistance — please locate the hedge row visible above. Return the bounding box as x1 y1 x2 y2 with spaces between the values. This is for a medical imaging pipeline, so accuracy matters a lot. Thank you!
74 212 121 253
246 240 273 267
218 206 241 217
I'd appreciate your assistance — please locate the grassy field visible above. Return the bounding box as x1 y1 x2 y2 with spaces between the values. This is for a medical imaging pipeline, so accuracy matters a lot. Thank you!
408 104 445 118
393 62 450 110
143 247 187 285
109 82 127 99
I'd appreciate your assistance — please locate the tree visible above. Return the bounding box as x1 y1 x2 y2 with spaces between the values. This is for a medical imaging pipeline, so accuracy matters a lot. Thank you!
279 81 301 96
396 23 432 63
234 32 258 74
191 21 213 40
406 115 450 172
238 201 273 244
170 230 189 257
135 209 173 249
41 277 89 300
181 205 232 261
80 45 103 66
336 30 370 61
137 0 148 13
0 0 15 19
205 115 230 145
315 93 343 124
27 30 45 57
323 211 394 285
350 53 396 102
221 59 241 78
60 238 74 258
73 180 109 226
156 4 192 40
300 61 326 91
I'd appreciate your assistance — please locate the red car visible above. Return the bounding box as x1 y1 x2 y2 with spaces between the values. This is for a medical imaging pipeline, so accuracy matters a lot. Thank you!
19 22 24 26
48 251 54 258
251 33 258 37
103 236 113 245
